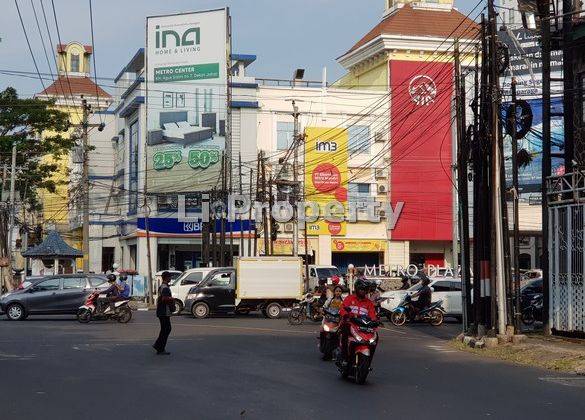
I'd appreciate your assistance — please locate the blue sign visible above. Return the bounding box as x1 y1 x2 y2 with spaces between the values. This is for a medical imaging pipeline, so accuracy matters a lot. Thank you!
503 97 564 194
137 217 254 235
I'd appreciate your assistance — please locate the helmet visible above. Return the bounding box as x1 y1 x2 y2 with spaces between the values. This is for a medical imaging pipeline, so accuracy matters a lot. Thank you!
354 278 369 292
106 274 116 283
119 274 128 282
331 275 340 285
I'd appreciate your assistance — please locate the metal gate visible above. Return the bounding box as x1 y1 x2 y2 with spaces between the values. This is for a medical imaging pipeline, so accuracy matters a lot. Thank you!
549 173 585 333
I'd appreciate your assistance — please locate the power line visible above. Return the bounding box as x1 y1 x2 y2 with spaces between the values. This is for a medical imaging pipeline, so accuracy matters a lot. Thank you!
14 0 47 92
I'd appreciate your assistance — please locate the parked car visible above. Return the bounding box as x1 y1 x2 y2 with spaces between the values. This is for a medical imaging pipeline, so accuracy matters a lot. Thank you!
380 277 463 320
0 274 108 321
169 268 215 313
307 265 343 290
520 277 543 309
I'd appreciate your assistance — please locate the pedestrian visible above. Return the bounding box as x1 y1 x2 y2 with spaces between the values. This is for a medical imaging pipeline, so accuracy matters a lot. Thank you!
153 271 174 355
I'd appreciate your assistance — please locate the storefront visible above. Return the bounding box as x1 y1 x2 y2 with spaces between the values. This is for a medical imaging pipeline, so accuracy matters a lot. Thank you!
331 239 386 272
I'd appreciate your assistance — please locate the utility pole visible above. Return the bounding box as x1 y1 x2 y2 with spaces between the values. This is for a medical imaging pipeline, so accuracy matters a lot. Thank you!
292 101 300 257
248 168 253 257
261 152 269 256
202 192 210 267
510 77 522 332
220 154 226 267
238 153 244 257
541 2 552 334
81 98 90 274
455 41 471 332
488 0 506 336
211 188 218 266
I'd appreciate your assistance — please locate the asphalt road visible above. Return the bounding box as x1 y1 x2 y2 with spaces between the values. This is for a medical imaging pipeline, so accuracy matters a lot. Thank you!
0 312 584 420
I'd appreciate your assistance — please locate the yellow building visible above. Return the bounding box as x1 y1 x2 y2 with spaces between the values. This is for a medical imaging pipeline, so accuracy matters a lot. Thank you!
35 42 111 258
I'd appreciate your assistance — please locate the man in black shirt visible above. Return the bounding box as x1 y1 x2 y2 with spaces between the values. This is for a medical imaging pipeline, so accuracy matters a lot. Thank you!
410 276 432 319
153 271 174 355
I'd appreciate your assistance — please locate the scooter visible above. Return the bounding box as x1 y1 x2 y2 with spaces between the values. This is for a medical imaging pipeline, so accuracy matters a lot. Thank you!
335 312 381 384
521 293 543 325
77 291 132 324
288 293 323 325
390 295 445 326
319 308 341 361
375 296 393 322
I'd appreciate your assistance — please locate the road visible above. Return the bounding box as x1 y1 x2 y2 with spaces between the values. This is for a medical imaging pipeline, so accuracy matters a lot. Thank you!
0 312 584 419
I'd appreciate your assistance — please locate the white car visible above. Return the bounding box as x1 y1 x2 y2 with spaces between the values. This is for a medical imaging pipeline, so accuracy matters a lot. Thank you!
169 268 215 313
380 278 463 320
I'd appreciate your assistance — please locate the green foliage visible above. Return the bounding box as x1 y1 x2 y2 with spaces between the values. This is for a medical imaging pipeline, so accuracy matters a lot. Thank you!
0 87 75 207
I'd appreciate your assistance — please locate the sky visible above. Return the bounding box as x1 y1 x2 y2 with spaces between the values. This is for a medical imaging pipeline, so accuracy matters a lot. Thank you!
0 0 480 97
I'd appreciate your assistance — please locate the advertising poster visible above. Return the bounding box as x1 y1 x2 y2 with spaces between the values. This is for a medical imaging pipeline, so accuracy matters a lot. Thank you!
389 60 454 241
503 97 565 193
146 9 229 192
304 127 348 236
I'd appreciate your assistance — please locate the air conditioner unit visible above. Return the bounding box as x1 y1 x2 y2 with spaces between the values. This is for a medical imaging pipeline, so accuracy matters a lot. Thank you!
374 131 385 143
377 184 387 194
284 222 294 233
375 168 388 179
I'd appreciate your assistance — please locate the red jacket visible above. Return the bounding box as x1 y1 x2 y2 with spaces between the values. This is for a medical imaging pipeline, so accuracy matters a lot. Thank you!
339 295 377 320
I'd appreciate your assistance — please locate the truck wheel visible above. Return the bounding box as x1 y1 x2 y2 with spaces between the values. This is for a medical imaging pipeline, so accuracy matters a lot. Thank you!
265 302 282 319
192 302 210 319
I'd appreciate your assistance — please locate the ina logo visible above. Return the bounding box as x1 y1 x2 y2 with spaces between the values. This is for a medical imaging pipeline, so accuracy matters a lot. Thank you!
155 25 200 49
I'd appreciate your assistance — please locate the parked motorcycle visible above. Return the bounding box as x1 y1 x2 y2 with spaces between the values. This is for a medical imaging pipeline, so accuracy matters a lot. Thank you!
319 308 341 360
288 293 323 325
335 313 381 384
77 291 132 324
375 296 393 322
390 295 445 326
521 293 543 325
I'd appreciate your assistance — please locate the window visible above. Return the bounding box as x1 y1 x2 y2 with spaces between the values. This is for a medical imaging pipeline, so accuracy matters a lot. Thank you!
277 122 295 150
431 281 451 292
348 125 371 155
208 272 232 287
181 272 204 285
62 278 85 289
35 279 60 291
309 268 317 277
450 282 462 292
70 53 80 73
89 277 107 288
348 183 373 211
316 268 341 278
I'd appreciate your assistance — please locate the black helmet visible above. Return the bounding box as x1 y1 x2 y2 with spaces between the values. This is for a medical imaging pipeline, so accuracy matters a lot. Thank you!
118 274 128 282
106 274 116 283
354 278 369 291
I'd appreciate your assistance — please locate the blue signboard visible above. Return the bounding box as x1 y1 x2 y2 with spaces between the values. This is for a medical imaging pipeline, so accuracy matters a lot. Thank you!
137 217 254 235
503 97 564 194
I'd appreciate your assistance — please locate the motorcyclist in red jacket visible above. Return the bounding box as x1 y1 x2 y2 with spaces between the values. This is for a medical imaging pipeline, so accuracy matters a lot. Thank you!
338 278 378 362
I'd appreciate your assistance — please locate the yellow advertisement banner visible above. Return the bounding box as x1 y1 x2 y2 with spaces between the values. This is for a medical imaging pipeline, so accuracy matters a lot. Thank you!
332 239 386 253
304 127 348 236
257 238 315 256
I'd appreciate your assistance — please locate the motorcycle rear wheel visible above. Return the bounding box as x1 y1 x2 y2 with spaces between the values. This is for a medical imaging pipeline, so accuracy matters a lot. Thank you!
391 311 407 326
521 308 535 325
117 307 132 323
288 308 304 325
429 309 444 326
356 353 371 385
77 309 92 324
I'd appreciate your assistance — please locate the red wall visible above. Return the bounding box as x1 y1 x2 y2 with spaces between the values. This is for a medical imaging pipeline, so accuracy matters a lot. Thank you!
389 60 453 241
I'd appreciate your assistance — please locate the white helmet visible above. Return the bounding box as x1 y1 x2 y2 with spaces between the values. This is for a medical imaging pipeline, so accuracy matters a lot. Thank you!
347 264 354 270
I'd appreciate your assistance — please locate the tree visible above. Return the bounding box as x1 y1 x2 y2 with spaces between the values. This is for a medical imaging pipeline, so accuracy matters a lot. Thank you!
0 87 74 289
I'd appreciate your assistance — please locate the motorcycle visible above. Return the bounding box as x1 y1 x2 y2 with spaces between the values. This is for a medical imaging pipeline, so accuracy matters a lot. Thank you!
288 293 323 325
390 295 445 326
375 296 393 322
521 293 543 325
319 308 341 361
335 312 381 384
77 291 133 324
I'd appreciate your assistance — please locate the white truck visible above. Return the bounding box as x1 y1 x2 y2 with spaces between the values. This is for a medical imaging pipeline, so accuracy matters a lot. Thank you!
183 256 304 319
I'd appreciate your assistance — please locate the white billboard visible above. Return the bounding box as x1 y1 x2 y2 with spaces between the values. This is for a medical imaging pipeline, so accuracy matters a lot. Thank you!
146 8 229 192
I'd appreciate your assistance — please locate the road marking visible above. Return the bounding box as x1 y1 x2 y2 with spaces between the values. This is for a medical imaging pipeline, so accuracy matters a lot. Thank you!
539 377 585 388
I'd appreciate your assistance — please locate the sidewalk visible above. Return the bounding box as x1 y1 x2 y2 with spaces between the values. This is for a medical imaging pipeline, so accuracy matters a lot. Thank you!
453 332 585 374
